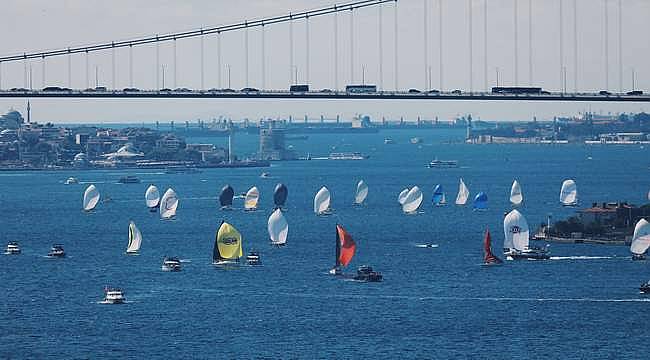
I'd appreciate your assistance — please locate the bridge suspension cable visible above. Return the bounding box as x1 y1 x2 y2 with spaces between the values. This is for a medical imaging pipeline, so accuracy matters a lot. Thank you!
0 0 393 63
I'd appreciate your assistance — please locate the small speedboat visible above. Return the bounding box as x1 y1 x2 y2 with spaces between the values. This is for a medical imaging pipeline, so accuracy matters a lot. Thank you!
504 246 550 260
103 287 126 304
632 253 646 261
64 177 79 185
161 256 182 271
118 175 140 184
353 265 383 282
246 251 261 266
4 242 21 255
384 138 395 144
260 172 270 179
47 244 65 258
640 281 650 294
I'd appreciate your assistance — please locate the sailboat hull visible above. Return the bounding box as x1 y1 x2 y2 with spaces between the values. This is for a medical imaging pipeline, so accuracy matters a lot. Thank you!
506 251 550 260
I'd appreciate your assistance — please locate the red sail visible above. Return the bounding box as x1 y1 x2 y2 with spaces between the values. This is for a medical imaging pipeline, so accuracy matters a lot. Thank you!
483 229 501 263
336 224 356 267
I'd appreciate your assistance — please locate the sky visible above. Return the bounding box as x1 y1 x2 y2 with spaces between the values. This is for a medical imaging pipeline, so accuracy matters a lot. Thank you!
0 0 648 124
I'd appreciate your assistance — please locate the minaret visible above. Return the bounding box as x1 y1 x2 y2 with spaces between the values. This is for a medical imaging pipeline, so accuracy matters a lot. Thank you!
26 100 31 123
466 114 473 141
228 122 234 164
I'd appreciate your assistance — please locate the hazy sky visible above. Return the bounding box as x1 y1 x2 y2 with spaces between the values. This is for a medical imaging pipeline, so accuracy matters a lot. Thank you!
0 0 648 123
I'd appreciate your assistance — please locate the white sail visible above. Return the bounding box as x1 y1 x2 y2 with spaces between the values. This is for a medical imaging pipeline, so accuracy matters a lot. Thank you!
510 180 523 206
354 180 368 205
145 185 160 209
560 179 578 205
314 186 331 214
83 184 100 211
647 189 650 201
402 186 423 213
455 178 469 205
244 186 260 210
440 192 447 205
630 219 650 255
126 221 142 253
503 209 530 251
398 188 410 205
268 208 288 245
159 188 179 219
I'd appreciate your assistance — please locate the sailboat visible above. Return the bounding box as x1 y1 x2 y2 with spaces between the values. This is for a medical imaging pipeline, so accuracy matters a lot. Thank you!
329 224 382 281
83 184 100 212
473 192 488 211
402 186 423 214
126 221 142 254
213 221 243 265
455 178 469 205
432 184 445 206
503 209 549 260
354 180 368 205
244 186 259 211
314 186 332 215
510 180 523 206
273 183 288 209
145 184 160 212
219 185 234 210
398 188 410 205
630 218 650 260
268 208 288 246
482 229 502 265
560 179 578 206
159 188 179 220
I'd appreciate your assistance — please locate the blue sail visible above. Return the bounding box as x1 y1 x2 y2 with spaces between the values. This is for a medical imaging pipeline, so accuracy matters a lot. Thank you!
473 192 488 210
432 184 444 205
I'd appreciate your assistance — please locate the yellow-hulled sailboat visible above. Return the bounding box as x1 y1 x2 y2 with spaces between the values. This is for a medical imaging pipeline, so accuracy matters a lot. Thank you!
213 221 243 265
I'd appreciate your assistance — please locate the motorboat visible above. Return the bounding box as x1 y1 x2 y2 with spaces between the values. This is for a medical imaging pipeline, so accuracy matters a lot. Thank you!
103 287 126 304
384 138 395 144
118 175 140 184
161 256 182 271
352 265 383 282
505 246 550 260
427 158 458 168
4 242 21 255
260 172 270 179
246 251 261 265
633 253 646 261
47 244 65 258
640 281 650 294
64 177 79 185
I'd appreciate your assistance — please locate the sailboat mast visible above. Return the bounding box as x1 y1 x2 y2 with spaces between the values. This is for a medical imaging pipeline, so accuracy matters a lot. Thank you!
335 224 341 268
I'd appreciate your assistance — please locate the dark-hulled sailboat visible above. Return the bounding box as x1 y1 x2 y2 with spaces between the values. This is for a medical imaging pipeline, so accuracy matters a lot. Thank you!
482 229 503 266
219 185 234 210
273 183 288 210
329 224 382 282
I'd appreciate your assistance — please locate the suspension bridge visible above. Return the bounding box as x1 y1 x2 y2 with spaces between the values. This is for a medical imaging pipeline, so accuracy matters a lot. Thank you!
0 0 647 102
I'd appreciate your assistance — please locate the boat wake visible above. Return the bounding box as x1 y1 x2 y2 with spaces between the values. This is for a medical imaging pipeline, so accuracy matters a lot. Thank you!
96 300 132 305
179 259 191 263
549 255 616 260
415 244 439 248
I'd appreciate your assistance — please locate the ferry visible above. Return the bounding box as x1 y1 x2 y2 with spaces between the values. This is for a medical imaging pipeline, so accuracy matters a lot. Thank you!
246 251 261 265
353 265 383 282
118 175 141 184
161 256 182 271
103 287 126 304
47 244 65 258
427 158 459 168
4 242 21 255
328 152 369 160
64 177 79 185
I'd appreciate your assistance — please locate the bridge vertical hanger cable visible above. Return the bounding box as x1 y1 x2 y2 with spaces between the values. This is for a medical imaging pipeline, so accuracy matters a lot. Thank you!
350 7 354 84
41 56 45 88
306 16 310 85
262 23 266 90
67 51 72 88
217 32 222 88
378 3 383 91
289 14 294 84
573 0 577 92
334 9 339 91
528 0 533 86
245 23 249 87
618 0 622 92
173 38 178 88
559 0 564 92
156 38 160 89
85 51 89 89
514 0 518 87
484 0 488 91
603 0 609 91
200 32 205 90
438 0 443 91
0 62 2 90
468 0 473 93
129 44 133 88
423 0 428 90
393 0 399 91
111 45 115 89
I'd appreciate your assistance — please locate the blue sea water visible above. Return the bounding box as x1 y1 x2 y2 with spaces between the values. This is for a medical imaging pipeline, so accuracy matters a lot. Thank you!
1 128 649 359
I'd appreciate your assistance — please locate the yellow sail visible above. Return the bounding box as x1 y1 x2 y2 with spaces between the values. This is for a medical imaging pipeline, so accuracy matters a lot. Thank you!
215 222 243 260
